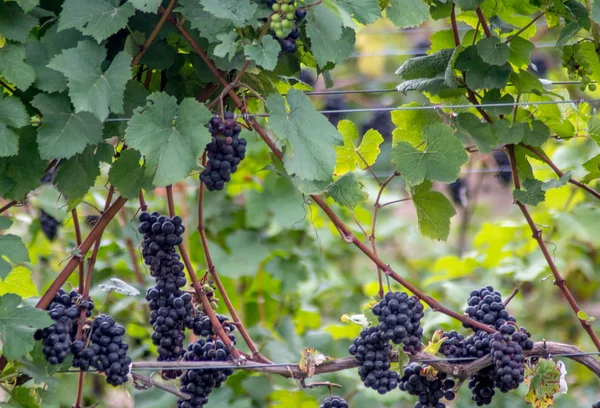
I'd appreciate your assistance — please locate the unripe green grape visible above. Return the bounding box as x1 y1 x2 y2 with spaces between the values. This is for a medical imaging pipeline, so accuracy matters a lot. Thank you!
282 19 293 29
272 3 281 11
271 13 281 22
573 42 580 51
563 44 573 54
589 83 597 91
271 21 282 30
286 12 295 20
582 61 590 69
587 68 594 75
275 29 285 38
281 4 290 12
583 76 591 84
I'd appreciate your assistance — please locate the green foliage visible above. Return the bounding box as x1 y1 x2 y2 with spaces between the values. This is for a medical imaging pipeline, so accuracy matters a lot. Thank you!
411 180 456 240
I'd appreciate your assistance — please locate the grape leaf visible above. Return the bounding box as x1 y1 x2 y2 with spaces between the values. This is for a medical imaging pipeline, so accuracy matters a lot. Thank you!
16 0 39 13
200 0 257 28
305 5 344 66
523 120 550 146
493 119 526 144
244 37 281 71
456 113 497 153
267 89 343 181
0 2 38 42
19 342 70 387
0 228 29 280
54 145 104 203
454 0 483 10
581 154 600 183
130 0 161 12
556 21 580 48
476 36 510 66
391 123 468 185
176 0 234 42
387 0 429 28
509 36 534 69
335 120 383 175
7 386 37 408
0 96 29 157
32 93 103 160
396 48 456 93
0 294 53 360
411 180 456 240
328 173 366 208
26 25 85 93
0 267 39 298
108 149 147 199
0 127 46 201
588 115 600 146
391 103 438 147
48 41 132 121
335 0 382 24
125 93 212 186
480 89 515 116
208 230 271 278
511 70 544 94
215 32 240 62
0 43 36 91
524 359 562 408
58 0 135 43
513 179 545 205
455 45 511 89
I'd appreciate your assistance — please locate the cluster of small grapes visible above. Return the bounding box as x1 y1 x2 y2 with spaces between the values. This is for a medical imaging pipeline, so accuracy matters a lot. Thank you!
399 363 456 408
265 0 307 53
139 211 190 379
561 43 596 91
348 326 398 395
493 151 512 186
319 396 348 408
372 291 424 353
447 178 468 208
86 215 100 227
490 324 527 392
40 209 60 241
34 289 94 364
199 113 247 192
464 286 515 330
188 313 235 343
469 367 496 406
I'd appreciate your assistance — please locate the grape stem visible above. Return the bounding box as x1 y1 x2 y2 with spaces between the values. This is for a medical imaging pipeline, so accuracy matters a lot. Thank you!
130 0 178 67
475 7 492 38
0 200 17 215
503 288 520 307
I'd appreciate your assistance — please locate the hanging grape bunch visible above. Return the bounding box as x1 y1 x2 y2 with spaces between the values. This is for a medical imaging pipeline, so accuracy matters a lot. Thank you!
561 43 596 91
40 209 60 241
319 396 349 408
265 0 307 53
199 113 247 192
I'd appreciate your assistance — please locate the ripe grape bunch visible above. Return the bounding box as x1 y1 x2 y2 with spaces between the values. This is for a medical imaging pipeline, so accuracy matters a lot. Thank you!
372 291 424 353
319 396 348 408
561 43 596 91
398 363 456 408
265 0 307 53
199 113 247 192
40 209 60 241
188 312 236 344
139 211 191 378
464 286 515 330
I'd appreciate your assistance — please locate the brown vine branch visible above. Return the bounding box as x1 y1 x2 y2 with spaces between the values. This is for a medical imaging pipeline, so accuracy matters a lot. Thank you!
72 209 84 294
476 7 492 38
0 200 17 215
503 288 519 307
165 186 242 360
139 190 148 212
0 79 16 94
451 4 460 47
506 145 600 351
505 11 546 44
131 0 178 67
521 144 600 201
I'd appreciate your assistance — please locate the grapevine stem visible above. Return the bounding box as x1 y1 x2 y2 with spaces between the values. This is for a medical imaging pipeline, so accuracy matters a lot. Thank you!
451 4 460 47
355 150 381 185
131 372 191 400
503 288 519 307
506 145 600 351
475 7 492 38
165 186 242 360
505 11 546 44
0 79 16 94
72 208 84 294
139 189 148 211
131 0 178 67
0 200 17 215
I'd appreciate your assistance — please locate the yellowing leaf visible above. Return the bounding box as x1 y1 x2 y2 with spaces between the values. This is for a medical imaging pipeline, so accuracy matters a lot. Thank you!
298 348 332 378
0 267 39 298
391 102 438 147
423 330 446 355
334 120 383 176
524 359 563 408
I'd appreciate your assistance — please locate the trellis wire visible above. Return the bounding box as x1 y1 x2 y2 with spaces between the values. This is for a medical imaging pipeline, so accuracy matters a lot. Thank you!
103 97 600 123
350 42 556 58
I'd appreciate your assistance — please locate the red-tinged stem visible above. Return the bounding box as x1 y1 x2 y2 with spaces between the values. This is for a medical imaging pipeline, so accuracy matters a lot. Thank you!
139 190 147 211
506 145 600 350
503 288 519 307
476 7 492 38
72 209 84 294
451 4 460 47
131 0 178 67
165 186 241 360
522 144 600 201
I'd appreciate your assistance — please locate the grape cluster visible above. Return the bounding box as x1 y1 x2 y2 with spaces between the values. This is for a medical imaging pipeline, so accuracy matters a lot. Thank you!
40 209 60 241
361 111 394 139
440 329 492 363
349 327 398 394
188 313 235 342
562 43 596 92
177 339 234 408
398 363 456 408
199 113 247 192
319 396 348 408
86 215 100 227
493 151 512 186
468 367 496 406
266 0 307 53
490 324 526 392
34 289 94 365
447 178 468 207
139 211 191 378
372 291 424 353
593 402 600 408
464 286 515 330
323 96 346 126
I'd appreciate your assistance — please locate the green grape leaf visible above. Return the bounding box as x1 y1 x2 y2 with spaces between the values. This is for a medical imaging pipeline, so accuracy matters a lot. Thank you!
130 0 161 12
542 171 571 190
510 70 543 94
524 359 563 408
593 0 600 25
214 32 240 62
48 41 131 121
108 149 147 199
54 145 103 202
454 0 483 10
200 0 257 27
455 45 511 90
19 342 70 387
581 154 600 183
16 0 39 13
0 43 36 91
0 217 11 230
125 93 212 186
0 228 29 280
58 0 135 43
176 0 234 42
391 123 468 185
481 89 515 116
509 36 535 69
0 2 38 42
387 0 429 28
307 9 355 67
476 36 510 66
493 119 526 144
244 36 281 71
396 48 456 93
0 294 53 360
456 113 497 153
556 21 580 48
411 180 456 241
335 120 383 175
523 120 550 146
32 93 103 160
513 179 545 205
328 173 366 208
391 103 438 146
7 386 38 408
267 89 343 181
0 267 39 298
588 115 600 146
26 25 85 93
335 0 382 24
0 127 46 201
0 96 29 157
